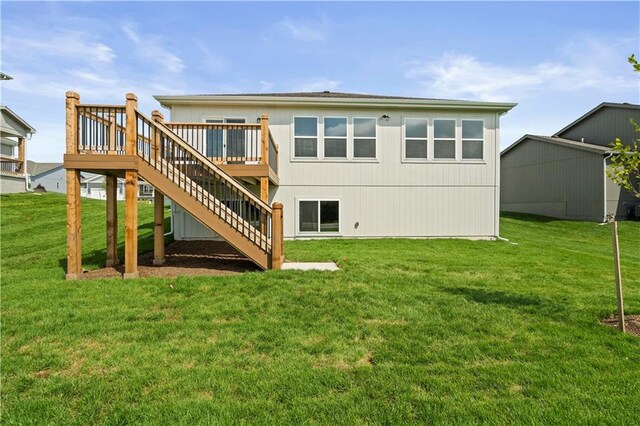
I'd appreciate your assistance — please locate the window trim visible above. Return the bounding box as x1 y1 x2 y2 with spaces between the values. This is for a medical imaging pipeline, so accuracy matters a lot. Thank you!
295 198 342 236
323 116 348 159
352 116 378 160
292 116 320 160
402 117 430 162
461 119 485 161
432 118 457 161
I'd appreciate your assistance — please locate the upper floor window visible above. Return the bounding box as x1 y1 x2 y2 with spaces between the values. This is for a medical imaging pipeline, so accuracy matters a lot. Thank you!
434 119 456 160
353 118 376 158
294 117 318 158
462 120 484 160
405 118 429 159
324 117 347 158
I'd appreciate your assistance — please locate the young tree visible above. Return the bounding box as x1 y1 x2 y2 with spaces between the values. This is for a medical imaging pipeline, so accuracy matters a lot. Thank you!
605 54 640 199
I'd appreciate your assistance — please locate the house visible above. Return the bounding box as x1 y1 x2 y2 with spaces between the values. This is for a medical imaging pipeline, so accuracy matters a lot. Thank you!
27 161 65 192
63 91 515 277
154 91 516 241
501 102 640 221
1 105 35 193
80 174 154 201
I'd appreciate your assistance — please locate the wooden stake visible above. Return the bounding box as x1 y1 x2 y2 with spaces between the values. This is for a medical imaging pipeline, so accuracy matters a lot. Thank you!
124 170 139 278
153 190 165 266
611 220 625 332
105 175 119 267
271 202 283 269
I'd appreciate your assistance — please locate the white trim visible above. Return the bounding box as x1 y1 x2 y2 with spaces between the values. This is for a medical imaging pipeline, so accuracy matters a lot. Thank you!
295 197 342 236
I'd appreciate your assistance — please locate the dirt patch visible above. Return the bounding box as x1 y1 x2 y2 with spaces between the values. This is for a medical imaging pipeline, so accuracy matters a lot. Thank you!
602 314 640 337
81 240 260 279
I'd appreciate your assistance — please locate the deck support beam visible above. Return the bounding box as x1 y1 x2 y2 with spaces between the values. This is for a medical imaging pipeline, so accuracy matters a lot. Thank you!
153 191 165 266
271 202 283 270
66 169 82 279
124 170 139 278
105 174 119 267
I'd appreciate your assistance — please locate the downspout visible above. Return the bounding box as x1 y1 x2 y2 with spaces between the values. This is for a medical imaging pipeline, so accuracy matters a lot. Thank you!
603 152 613 222
164 200 174 236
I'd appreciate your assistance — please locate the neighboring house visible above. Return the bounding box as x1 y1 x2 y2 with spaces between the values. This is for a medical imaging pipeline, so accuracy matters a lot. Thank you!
501 102 640 221
155 91 516 240
80 173 153 201
1 105 35 193
27 161 65 193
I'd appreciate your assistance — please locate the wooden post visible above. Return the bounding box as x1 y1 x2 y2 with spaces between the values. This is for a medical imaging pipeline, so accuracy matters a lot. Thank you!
124 170 139 278
108 114 117 154
65 92 82 279
260 114 269 165
271 202 283 269
105 175 119 267
151 110 164 161
124 93 139 278
17 137 25 174
611 220 625 332
153 191 165 266
125 93 138 156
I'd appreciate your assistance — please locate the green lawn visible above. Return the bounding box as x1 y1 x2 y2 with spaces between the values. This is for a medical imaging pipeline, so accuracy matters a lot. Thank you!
2 192 639 424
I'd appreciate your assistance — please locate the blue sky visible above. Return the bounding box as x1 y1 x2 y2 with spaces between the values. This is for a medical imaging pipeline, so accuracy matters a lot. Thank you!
1 1 639 162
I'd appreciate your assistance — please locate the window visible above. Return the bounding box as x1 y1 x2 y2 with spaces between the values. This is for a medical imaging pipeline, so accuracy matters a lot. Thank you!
462 120 483 160
298 200 340 233
324 117 347 158
434 119 456 159
294 117 318 158
354 118 376 158
405 118 429 159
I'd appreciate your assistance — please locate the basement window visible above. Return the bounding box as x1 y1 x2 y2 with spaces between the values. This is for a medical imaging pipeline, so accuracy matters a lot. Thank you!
462 120 484 160
298 200 340 233
294 117 318 158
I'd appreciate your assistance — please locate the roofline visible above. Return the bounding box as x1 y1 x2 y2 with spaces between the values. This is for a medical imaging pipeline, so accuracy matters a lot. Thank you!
31 164 64 177
501 134 611 157
154 94 517 112
553 102 640 137
0 105 36 134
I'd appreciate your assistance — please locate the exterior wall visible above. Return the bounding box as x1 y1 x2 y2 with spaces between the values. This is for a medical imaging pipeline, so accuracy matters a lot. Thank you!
557 106 640 147
605 158 639 219
501 138 605 221
170 104 501 239
0 174 27 193
31 168 66 193
81 181 125 200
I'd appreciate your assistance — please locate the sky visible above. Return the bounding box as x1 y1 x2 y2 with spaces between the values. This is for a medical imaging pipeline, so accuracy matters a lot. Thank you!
1 1 639 162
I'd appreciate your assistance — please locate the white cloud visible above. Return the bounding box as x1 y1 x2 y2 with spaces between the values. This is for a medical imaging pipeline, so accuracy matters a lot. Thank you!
405 38 638 102
3 31 115 64
294 77 341 92
276 16 327 41
123 24 185 73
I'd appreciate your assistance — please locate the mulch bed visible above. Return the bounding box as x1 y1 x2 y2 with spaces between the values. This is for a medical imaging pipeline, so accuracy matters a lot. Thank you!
81 240 260 279
602 315 640 337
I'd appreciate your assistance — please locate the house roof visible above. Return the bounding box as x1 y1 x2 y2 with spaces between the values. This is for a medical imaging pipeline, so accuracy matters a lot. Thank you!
553 102 640 138
0 105 36 136
26 161 63 176
501 134 611 158
155 91 517 112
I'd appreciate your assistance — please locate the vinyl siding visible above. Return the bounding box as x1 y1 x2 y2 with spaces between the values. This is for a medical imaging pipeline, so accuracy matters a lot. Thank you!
501 138 605 221
557 106 640 147
170 105 501 239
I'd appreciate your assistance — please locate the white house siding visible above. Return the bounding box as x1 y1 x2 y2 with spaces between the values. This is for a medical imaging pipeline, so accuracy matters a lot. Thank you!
168 105 501 239
31 168 66 193
0 174 27 193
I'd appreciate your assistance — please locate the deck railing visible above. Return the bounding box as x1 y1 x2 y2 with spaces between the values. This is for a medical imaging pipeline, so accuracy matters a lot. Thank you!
76 105 127 154
0 156 23 175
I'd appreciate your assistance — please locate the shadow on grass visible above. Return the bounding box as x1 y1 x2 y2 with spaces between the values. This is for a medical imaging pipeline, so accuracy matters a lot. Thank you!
500 211 563 223
442 286 564 319
57 219 158 271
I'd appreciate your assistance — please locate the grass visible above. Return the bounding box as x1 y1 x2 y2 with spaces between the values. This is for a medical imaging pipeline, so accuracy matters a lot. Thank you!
1 192 639 424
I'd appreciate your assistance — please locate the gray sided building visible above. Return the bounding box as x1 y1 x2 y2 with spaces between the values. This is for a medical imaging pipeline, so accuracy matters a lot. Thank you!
501 103 640 221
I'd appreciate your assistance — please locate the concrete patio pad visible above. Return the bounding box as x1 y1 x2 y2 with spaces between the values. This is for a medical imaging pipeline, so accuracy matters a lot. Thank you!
281 262 339 271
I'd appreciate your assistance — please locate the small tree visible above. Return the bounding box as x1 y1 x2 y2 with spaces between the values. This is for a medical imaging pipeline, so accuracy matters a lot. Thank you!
606 54 640 200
